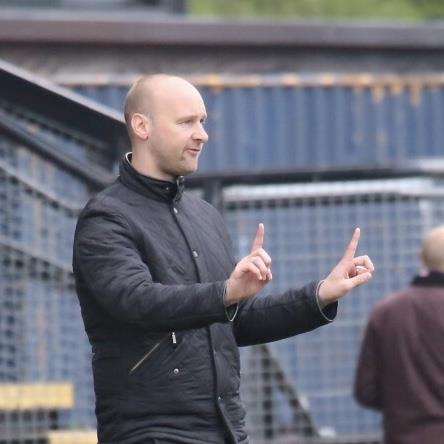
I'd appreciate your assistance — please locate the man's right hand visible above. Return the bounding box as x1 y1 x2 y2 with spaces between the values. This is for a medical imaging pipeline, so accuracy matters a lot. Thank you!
225 223 272 306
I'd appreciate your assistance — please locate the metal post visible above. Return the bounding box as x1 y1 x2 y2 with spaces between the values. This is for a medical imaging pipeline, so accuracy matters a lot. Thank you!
203 179 224 214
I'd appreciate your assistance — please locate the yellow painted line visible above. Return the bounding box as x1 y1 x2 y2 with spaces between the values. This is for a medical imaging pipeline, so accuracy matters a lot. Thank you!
47 430 97 444
0 383 74 410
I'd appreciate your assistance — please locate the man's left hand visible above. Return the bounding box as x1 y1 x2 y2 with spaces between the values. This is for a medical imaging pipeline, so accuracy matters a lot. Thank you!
317 227 374 307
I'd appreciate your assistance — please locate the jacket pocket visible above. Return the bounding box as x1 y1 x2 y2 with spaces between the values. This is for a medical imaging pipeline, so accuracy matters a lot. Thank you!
120 332 200 418
128 333 170 376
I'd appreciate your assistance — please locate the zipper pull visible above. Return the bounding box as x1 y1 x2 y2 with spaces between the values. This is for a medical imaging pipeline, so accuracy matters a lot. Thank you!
171 331 177 347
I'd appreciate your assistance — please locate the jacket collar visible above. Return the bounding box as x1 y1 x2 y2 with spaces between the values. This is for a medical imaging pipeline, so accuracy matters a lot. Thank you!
118 152 185 203
411 271 444 287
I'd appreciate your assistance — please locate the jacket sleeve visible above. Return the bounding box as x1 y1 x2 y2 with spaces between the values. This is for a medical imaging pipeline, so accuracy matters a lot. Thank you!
233 281 338 347
354 316 383 410
73 207 228 331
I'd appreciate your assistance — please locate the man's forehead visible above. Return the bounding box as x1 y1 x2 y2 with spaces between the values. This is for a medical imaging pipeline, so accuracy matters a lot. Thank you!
155 84 206 116
174 97 207 117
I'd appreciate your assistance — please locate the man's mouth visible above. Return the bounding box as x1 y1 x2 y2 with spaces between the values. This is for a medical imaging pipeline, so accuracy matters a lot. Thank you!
185 148 201 154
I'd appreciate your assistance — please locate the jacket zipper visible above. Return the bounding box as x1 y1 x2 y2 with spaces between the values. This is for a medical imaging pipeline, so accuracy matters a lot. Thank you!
129 333 172 374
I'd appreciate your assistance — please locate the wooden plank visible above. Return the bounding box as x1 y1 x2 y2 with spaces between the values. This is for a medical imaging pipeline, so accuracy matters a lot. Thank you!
0 383 74 410
47 430 97 444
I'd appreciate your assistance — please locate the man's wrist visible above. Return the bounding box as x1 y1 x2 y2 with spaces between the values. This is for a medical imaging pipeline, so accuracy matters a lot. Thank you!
315 279 337 322
316 279 328 309
224 279 237 306
223 280 239 321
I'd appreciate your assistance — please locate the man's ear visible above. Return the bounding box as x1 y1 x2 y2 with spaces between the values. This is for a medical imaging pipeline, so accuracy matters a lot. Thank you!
131 113 150 141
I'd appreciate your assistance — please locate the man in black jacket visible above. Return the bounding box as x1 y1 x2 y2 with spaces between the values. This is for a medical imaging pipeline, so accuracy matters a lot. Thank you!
73 74 374 444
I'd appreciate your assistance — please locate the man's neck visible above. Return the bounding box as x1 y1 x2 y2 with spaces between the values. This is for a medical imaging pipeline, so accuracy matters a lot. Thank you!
130 151 174 182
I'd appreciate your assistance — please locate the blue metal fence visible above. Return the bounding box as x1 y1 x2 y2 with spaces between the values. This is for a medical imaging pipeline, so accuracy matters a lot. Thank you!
226 178 444 441
0 111 96 439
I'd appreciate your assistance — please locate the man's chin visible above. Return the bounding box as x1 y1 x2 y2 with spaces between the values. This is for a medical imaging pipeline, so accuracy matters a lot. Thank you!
179 163 199 176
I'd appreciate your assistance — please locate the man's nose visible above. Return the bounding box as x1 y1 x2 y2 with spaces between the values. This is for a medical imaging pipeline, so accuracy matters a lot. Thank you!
193 125 209 143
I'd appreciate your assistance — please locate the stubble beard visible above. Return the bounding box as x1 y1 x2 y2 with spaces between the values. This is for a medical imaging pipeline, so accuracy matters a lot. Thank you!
179 150 199 176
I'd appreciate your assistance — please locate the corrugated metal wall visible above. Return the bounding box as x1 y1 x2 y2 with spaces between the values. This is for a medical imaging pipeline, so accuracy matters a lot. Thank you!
66 74 444 172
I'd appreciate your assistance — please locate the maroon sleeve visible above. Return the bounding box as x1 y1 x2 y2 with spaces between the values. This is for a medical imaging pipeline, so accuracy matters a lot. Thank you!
354 315 383 410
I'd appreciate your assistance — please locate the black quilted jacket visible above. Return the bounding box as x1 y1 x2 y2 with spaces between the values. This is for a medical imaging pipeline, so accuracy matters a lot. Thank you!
72 153 337 444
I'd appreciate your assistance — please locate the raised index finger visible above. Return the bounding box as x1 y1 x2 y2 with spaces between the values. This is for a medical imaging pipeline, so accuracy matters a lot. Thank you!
342 227 360 261
251 223 265 253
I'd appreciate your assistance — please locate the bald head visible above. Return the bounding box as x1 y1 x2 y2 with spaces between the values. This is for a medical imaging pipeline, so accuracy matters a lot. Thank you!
422 226 444 273
122 74 208 180
124 74 204 141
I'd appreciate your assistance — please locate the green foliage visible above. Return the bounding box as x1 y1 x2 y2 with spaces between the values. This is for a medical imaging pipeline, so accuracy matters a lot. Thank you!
189 0 444 21
411 0 444 19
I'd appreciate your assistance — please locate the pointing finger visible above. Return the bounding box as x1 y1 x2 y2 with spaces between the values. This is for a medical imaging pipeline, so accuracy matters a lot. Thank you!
251 223 265 253
342 227 360 261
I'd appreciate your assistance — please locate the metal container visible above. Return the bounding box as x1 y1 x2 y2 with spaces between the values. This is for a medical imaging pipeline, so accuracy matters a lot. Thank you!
67 73 444 172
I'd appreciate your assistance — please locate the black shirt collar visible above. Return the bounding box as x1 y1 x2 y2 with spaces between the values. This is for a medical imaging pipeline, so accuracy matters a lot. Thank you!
118 152 185 203
411 271 444 287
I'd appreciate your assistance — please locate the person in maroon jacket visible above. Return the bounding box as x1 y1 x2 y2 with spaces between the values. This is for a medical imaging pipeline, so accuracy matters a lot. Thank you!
354 225 444 444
